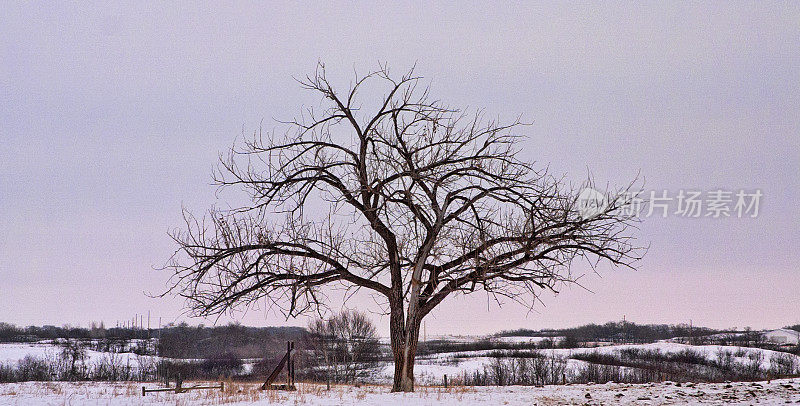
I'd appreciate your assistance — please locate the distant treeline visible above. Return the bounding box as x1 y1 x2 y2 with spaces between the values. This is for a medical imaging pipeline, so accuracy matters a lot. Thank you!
156 322 305 359
0 322 306 360
0 322 151 342
497 322 723 343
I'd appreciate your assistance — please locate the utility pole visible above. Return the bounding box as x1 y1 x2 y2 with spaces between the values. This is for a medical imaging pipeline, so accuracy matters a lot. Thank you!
623 315 627 343
158 317 162 357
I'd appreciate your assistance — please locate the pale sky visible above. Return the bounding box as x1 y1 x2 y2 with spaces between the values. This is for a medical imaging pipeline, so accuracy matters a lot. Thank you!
1 3 799 335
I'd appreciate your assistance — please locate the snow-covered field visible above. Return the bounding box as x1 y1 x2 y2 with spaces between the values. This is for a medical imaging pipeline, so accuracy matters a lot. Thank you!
2 339 799 403
1 379 799 405
376 341 800 384
0 342 157 368
3 340 799 385
493 335 564 344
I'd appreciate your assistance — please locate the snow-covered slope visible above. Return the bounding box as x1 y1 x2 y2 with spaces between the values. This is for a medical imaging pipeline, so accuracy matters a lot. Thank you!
1 379 799 405
372 341 800 384
0 342 158 369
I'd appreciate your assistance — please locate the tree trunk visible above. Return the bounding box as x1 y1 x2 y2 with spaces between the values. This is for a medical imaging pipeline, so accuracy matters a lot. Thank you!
389 306 421 392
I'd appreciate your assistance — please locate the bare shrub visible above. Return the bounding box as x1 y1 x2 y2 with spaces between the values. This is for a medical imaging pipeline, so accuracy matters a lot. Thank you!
745 350 765 378
93 352 127 381
716 348 734 370
305 310 381 384
769 352 797 376
572 347 776 383
532 353 567 385
58 340 87 380
463 353 567 386
572 362 626 384
16 355 51 381
198 353 242 378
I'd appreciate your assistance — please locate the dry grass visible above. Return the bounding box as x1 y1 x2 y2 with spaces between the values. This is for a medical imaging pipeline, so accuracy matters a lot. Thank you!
0 380 483 405
3 379 798 405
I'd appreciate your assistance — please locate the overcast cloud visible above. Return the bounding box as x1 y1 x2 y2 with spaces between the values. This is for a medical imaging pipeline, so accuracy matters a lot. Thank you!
1 3 798 334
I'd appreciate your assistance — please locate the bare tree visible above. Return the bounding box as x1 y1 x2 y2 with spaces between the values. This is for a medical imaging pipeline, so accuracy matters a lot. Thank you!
164 63 642 392
306 309 380 383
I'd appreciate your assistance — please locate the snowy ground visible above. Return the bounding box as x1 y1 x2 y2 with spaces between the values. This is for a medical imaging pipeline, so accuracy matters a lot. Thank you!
4 340 799 386
1 379 800 405
493 336 564 344
0 342 157 367
375 341 800 384
2 340 800 404
0 342 159 376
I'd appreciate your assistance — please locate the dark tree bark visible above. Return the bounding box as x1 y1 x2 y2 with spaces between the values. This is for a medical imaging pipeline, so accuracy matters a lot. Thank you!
163 63 643 392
